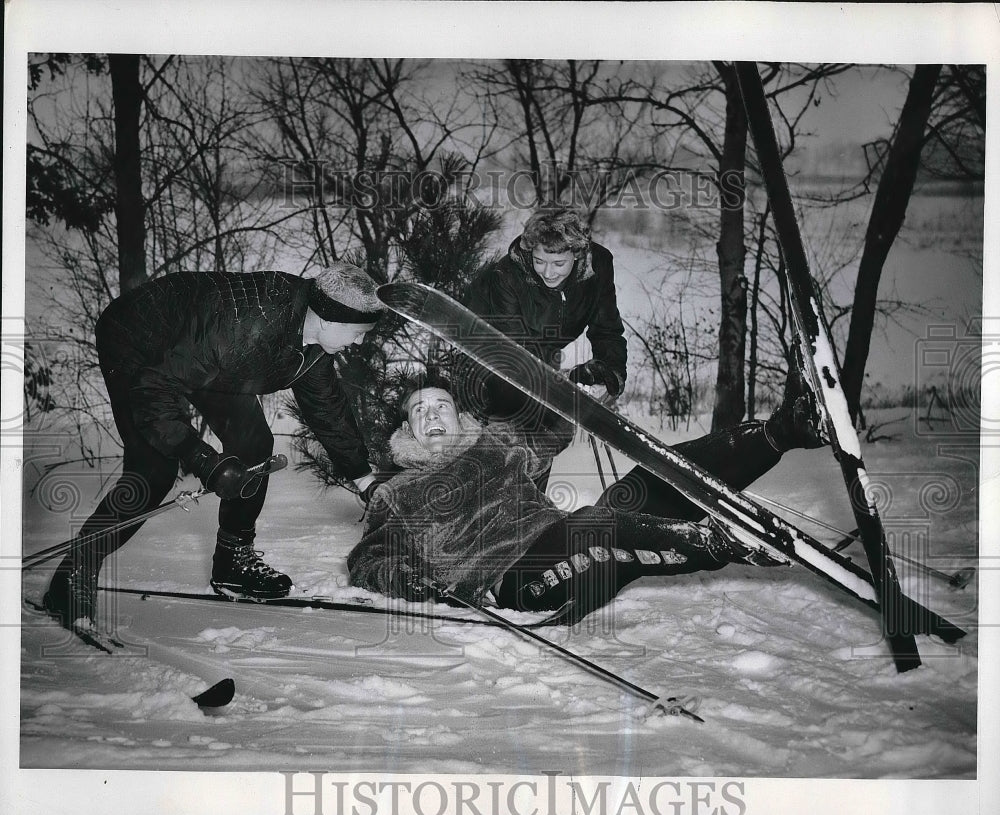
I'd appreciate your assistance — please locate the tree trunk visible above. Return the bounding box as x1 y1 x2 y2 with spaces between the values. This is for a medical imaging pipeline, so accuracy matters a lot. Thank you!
109 54 147 292
711 64 749 431
841 64 942 418
746 209 769 420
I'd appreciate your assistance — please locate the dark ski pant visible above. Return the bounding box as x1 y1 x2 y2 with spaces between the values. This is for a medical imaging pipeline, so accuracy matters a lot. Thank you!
54 370 274 580
495 421 781 620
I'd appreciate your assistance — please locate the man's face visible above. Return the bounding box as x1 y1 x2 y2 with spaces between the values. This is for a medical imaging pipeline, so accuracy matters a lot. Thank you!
531 247 576 288
315 321 375 355
404 387 462 454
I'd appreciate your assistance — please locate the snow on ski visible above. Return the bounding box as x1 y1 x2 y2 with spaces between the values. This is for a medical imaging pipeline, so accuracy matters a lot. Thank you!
378 282 966 653
734 61 927 671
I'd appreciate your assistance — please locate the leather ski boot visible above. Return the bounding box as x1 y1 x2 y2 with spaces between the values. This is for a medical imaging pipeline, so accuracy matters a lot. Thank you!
706 516 791 568
210 529 293 600
764 361 826 452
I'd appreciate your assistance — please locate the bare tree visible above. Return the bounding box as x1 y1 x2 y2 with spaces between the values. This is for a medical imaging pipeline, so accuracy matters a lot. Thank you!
25 54 289 473
841 64 943 418
252 57 494 281
624 275 716 430
466 59 654 214
109 54 147 291
574 62 852 430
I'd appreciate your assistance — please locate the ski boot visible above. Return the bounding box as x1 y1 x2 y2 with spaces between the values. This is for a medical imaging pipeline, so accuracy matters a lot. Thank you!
43 555 100 629
210 529 293 600
706 516 791 568
763 360 826 452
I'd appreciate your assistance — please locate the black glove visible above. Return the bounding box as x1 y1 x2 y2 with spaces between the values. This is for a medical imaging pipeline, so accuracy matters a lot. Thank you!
182 439 263 500
206 457 265 500
359 472 395 505
567 358 624 397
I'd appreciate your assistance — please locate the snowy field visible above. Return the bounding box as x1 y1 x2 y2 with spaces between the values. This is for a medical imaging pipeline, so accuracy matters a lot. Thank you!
18 405 980 778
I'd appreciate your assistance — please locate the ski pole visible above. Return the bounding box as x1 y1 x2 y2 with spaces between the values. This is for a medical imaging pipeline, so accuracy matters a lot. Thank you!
594 393 622 481
23 454 288 571
423 578 704 723
22 488 209 571
745 491 975 590
603 442 620 480
588 434 609 491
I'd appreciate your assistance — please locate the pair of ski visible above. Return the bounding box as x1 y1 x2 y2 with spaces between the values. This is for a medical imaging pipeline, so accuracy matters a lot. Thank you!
376 63 966 678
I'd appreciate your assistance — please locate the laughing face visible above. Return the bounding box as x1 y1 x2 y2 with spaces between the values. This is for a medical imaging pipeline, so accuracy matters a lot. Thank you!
531 246 576 289
403 387 462 454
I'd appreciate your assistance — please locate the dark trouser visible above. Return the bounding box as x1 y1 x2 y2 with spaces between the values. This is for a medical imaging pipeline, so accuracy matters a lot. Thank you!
56 371 273 579
595 421 781 521
495 506 725 620
495 421 782 619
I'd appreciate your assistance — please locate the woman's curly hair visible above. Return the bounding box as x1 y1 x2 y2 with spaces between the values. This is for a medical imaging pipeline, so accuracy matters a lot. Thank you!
519 206 591 256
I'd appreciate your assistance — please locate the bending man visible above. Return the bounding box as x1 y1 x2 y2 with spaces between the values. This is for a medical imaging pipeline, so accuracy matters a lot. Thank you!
45 263 384 633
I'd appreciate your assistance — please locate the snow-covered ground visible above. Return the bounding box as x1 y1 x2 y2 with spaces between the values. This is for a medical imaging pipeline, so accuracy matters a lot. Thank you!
18 405 980 778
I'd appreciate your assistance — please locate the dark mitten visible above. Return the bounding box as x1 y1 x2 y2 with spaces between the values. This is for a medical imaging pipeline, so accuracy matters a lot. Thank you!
182 439 262 500
207 457 264 500
360 472 395 505
567 358 624 397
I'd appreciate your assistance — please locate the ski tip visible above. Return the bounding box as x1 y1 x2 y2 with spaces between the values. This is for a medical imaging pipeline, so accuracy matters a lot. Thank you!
377 282 429 313
192 677 236 709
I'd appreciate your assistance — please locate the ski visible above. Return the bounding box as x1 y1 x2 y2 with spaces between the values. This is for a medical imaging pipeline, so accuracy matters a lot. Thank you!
97 585 569 630
25 595 234 709
192 677 236 709
377 282 966 654
734 61 924 671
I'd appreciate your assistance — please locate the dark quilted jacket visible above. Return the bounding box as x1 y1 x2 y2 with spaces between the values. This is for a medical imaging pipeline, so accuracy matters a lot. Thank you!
464 239 627 382
95 271 370 479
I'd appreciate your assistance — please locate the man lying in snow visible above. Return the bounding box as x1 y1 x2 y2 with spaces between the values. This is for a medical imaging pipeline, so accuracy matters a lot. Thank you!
347 375 822 622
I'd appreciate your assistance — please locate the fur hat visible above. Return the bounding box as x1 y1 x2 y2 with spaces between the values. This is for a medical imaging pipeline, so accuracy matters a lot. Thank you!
304 262 383 323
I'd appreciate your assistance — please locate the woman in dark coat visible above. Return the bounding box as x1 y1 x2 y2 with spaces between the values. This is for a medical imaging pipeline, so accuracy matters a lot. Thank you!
463 207 626 484
465 206 627 401
44 263 384 636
